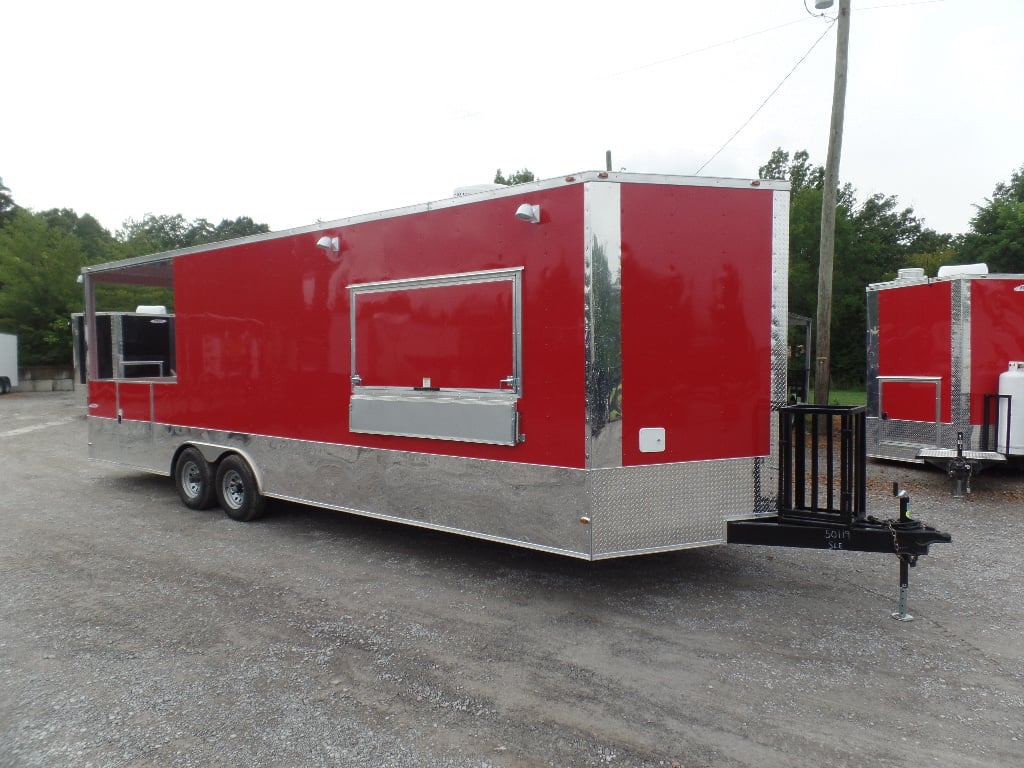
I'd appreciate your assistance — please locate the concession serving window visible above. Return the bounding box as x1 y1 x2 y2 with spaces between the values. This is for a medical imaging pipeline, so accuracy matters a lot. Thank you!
347 267 523 445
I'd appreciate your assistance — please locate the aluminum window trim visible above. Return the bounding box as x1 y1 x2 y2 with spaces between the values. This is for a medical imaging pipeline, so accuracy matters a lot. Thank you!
348 267 523 397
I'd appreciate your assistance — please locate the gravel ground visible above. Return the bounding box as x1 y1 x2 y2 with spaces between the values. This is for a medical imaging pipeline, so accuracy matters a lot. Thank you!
1 391 1022 768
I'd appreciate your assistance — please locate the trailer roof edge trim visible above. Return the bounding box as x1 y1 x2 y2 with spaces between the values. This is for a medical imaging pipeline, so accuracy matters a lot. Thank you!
867 273 1024 291
81 170 790 277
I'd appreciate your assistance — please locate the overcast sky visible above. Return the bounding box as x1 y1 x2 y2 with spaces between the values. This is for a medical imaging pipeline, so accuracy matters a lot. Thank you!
2 0 1020 238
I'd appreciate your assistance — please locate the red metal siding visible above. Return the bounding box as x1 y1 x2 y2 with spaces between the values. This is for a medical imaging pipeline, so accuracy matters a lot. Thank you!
969 278 1024 423
87 380 117 419
619 184 774 465
118 383 152 422
877 282 952 423
155 185 587 468
354 280 513 390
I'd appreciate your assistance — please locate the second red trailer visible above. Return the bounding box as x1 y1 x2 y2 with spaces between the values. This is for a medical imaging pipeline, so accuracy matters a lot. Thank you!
867 267 1024 467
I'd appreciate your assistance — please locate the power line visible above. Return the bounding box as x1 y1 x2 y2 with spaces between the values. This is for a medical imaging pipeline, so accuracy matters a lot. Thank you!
860 0 945 10
695 20 836 175
603 0 939 83
605 17 814 80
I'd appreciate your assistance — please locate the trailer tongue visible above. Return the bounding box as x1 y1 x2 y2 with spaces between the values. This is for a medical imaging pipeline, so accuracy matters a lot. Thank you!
728 405 952 620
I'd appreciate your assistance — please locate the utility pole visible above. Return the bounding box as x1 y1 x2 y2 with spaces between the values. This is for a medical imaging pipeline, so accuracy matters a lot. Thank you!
814 0 851 406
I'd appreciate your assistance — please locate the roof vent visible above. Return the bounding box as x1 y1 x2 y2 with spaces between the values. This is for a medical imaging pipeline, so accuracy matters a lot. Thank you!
897 268 925 280
937 263 988 278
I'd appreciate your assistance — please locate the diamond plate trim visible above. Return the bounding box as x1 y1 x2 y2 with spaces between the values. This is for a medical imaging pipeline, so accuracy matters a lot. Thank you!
590 459 756 556
867 417 990 461
952 278 969 431
763 189 791 515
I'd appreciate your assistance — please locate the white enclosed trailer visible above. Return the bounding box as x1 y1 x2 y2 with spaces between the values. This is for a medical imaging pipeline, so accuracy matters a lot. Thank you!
0 333 17 394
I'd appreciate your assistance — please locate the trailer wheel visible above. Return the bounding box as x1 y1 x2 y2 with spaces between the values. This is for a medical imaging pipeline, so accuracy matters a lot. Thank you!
174 447 216 510
215 454 266 522
0 377 10 395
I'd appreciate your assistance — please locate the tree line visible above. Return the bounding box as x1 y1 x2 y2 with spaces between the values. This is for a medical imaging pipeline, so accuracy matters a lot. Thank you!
0 159 1021 377
0 179 268 364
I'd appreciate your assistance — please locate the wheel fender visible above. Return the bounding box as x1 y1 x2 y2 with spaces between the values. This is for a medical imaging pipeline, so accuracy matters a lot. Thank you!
176 442 265 493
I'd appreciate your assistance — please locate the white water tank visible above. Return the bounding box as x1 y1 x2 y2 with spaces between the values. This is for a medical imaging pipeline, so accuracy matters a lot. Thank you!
998 361 1024 455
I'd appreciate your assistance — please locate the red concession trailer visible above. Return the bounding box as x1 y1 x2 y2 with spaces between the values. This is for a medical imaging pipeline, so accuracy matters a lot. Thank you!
80 171 792 559
866 266 1024 470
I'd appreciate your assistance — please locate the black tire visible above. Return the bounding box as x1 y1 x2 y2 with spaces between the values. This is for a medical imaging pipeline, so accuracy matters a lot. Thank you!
0 377 10 395
215 454 266 522
174 447 216 510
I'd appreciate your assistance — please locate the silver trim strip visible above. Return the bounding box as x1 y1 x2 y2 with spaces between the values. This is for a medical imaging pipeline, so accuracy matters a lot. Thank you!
584 181 623 469
347 266 523 293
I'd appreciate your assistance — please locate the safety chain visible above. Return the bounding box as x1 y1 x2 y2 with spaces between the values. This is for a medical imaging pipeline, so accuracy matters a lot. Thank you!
886 520 919 565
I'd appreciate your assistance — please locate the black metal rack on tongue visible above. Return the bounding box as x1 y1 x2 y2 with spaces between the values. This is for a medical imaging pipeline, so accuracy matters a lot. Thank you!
728 405 952 620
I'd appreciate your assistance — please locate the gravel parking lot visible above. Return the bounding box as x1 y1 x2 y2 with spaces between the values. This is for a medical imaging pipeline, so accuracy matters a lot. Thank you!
2 391 1022 768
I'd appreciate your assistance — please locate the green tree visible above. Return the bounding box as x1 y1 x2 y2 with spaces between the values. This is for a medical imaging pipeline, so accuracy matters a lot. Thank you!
0 176 17 228
494 168 536 186
0 200 271 364
760 149 823 194
762 148 952 387
117 213 271 256
209 216 270 243
957 165 1024 272
899 241 957 279
0 210 87 363
117 214 193 255
39 208 118 264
